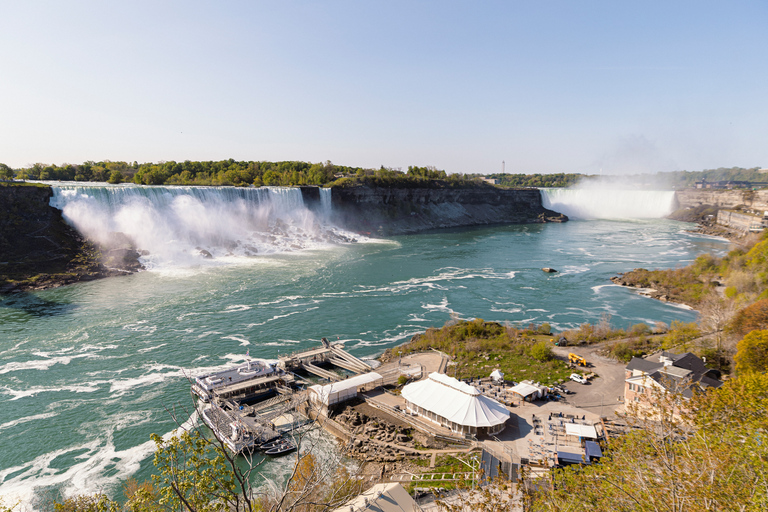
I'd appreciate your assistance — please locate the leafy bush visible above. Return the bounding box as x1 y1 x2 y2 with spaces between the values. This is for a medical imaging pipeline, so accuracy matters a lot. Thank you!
662 321 701 351
529 340 554 361
608 335 660 362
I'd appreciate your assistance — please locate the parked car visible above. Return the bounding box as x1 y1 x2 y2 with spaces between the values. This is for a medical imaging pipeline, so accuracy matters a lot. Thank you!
570 373 588 384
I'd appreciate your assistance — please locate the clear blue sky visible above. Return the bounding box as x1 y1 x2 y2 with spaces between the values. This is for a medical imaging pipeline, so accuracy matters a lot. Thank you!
1 1 766 175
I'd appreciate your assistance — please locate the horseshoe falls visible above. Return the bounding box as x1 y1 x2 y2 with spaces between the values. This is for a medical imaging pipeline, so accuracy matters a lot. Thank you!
541 188 676 220
0 184 730 508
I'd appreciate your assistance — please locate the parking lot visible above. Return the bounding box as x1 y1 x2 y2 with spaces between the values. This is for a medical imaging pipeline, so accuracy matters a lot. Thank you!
553 344 627 416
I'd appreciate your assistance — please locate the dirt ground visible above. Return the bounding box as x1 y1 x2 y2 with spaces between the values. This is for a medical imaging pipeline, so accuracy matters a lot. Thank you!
347 400 413 429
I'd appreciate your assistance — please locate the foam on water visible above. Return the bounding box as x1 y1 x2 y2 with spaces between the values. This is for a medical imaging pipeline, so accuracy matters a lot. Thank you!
1 384 101 401
0 354 92 375
246 309 312 327
0 407 199 508
0 412 59 432
137 344 167 353
222 335 251 346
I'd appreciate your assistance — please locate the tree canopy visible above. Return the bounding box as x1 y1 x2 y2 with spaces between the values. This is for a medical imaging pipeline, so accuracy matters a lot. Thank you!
735 329 768 374
728 298 768 337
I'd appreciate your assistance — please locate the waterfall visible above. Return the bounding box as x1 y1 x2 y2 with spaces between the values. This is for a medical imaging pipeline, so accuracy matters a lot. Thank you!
49 184 348 267
318 188 332 219
540 188 676 220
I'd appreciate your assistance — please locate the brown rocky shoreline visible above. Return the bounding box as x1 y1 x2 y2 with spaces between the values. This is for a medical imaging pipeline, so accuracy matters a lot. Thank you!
0 183 142 294
609 274 681 304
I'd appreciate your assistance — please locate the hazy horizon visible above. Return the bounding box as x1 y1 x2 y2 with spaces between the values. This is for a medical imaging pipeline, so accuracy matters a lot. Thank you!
1 1 766 174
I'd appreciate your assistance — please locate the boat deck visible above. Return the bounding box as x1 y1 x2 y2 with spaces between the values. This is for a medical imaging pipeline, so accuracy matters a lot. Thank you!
212 374 287 398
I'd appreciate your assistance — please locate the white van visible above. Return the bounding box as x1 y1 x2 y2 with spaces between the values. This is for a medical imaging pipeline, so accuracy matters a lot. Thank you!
569 373 587 384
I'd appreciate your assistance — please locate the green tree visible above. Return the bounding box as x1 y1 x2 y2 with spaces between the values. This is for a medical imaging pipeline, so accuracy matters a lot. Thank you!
145 430 247 512
54 495 120 512
529 340 553 362
0 163 14 180
661 320 700 351
735 329 768 374
107 170 123 184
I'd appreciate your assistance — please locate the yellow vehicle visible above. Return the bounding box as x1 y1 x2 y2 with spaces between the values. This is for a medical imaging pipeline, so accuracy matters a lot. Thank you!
568 353 588 367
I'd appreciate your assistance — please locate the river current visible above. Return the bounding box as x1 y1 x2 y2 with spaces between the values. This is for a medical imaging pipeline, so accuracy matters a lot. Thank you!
0 185 731 505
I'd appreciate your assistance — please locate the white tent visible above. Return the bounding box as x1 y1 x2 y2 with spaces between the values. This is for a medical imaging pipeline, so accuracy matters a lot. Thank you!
401 373 510 434
509 382 544 400
309 372 383 406
490 369 504 382
565 423 598 439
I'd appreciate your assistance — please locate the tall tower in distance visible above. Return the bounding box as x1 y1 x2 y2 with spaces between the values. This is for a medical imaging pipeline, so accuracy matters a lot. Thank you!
502 160 505 173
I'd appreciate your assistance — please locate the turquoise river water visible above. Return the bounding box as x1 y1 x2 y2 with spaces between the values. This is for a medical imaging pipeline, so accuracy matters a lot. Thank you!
0 185 731 506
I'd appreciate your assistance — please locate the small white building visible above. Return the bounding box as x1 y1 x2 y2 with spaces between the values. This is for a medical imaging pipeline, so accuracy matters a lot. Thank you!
401 372 510 436
309 372 383 412
509 380 548 401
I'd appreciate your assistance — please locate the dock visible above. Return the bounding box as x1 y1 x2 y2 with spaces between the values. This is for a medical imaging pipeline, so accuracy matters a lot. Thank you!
278 338 371 380
197 339 373 454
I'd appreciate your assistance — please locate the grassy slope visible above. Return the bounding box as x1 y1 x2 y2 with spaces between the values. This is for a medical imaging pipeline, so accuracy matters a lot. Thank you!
382 319 572 385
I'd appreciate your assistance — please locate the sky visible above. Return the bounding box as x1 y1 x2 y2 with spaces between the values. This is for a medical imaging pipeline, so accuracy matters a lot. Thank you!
1 1 766 175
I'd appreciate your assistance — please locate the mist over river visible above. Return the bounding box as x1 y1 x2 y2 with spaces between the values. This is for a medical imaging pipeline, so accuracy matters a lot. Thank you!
0 185 731 506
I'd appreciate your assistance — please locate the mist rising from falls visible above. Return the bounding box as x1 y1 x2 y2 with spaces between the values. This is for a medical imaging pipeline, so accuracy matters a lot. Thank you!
50 184 351 268
541 188 676 220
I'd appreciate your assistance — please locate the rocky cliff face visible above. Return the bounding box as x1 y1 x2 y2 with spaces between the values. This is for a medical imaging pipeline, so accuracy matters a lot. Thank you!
330 185 567 235
0 183 139 293
675 189 768 211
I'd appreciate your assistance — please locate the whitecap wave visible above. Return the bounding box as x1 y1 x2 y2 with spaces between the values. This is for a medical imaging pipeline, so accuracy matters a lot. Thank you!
137 344 167 353
1 384 100 400
222 335 251 346
222 304 252 313
0 412 59 431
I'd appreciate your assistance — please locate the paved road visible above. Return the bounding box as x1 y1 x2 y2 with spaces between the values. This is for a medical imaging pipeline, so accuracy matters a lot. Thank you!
552 344 626 418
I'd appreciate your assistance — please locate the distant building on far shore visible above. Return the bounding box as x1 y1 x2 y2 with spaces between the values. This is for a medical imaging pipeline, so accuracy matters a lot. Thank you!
694 179 768 189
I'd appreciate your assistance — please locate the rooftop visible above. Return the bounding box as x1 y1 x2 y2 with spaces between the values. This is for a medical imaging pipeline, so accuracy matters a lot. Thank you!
401 372 510 428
